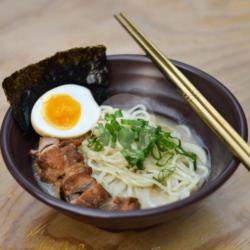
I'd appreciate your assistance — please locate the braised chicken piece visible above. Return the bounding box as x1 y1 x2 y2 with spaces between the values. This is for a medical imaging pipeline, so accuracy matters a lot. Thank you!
112 197 140 211
33 136 110 209
30 137 59 155
33 137 84 183
62 166 95 198
59 135 86 147
60 143 83 166
72 182 110 208
64 162 88 177
62 165 110 207
36 144 65 183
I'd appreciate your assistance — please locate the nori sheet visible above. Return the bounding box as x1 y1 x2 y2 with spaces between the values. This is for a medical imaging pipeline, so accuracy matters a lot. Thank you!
2 45 109 134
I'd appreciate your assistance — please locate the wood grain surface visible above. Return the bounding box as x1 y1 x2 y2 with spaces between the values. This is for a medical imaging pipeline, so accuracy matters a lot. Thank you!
1 0 250 249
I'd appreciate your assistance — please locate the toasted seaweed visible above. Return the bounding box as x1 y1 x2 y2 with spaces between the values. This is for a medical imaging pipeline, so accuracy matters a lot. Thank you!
2 45 109 133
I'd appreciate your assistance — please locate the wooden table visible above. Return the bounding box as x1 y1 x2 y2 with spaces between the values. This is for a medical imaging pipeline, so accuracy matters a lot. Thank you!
1 0 250 249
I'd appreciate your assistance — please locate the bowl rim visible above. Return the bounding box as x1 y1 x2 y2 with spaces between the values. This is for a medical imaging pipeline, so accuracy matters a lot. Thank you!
1 54 248 219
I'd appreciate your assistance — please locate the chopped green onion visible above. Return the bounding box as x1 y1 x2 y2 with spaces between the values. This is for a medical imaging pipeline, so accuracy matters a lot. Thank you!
151 144 162 160
114 109 123 118
98 129 110 146
88 138 104 151
156 153 174 167
121 119 148 127
88 109 198 173
122 149 145 169
118 127 134 149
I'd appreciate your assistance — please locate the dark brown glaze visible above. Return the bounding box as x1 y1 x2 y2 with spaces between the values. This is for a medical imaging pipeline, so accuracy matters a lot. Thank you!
34 139 85 184
64 162 88 177
33 135 110 209
36 145 65 183
0 55 248 230
60 144 83 166
72 183 110 208
62 169 95 199
112 197 140 211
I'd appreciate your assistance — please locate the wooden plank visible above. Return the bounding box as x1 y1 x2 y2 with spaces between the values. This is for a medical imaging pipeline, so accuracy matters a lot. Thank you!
0 0 250 249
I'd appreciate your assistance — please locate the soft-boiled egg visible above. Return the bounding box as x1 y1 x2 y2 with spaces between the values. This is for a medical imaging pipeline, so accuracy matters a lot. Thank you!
31 84 100 138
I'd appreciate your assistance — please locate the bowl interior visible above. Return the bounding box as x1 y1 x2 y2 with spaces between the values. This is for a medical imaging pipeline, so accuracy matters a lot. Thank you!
1 54 248 229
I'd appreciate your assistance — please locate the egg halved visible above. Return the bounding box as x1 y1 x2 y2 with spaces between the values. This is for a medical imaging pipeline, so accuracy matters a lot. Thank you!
31 84 100 138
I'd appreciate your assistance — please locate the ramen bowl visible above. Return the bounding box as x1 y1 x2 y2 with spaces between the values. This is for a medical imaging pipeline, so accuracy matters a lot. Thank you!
0 55 248 230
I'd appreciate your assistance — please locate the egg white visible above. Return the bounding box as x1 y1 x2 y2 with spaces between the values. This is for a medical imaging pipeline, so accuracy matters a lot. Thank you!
31 84 100 138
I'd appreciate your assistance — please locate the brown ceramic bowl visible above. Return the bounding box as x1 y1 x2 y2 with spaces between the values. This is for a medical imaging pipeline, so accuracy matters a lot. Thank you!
1 55 248 230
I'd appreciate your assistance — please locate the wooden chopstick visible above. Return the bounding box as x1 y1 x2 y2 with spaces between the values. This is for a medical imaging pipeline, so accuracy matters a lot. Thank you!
116 13 250 156
114 13 250 169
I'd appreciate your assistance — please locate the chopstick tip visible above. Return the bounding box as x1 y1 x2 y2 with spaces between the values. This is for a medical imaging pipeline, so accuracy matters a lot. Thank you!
114 12 126 19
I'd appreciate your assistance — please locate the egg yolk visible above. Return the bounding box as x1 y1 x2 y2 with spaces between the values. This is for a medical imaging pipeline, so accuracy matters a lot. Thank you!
43 94 81 129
